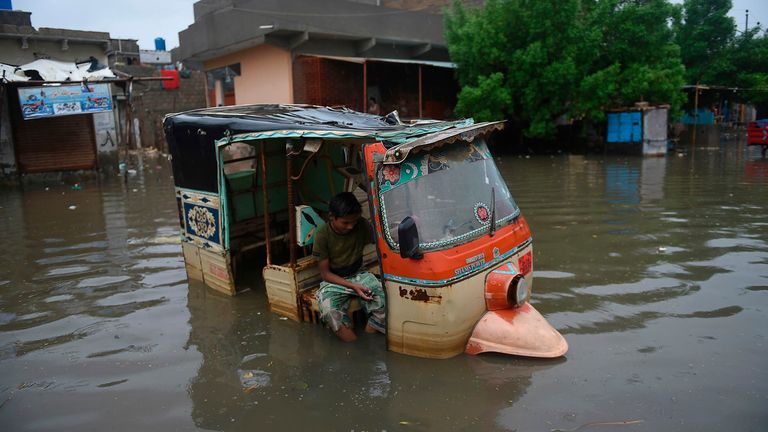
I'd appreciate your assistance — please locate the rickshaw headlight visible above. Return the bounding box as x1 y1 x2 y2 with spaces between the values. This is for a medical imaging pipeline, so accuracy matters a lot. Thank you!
507 275 528 307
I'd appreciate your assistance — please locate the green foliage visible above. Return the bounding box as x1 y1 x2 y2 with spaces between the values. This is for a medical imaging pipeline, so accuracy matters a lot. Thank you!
722 31 768 106
445 0 687 138
674 0 767 106
455 72 511 122
674 0 736 84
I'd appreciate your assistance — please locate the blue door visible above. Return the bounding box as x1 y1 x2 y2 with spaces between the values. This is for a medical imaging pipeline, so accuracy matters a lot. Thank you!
608 112 642 143
619 112 642 142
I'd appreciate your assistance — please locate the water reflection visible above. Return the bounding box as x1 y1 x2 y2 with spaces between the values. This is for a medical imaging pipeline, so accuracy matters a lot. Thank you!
185 278 558 430
0 142 766 431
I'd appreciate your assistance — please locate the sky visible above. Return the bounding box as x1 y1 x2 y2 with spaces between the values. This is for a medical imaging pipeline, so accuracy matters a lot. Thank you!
14 0 196 49
12 0 768 51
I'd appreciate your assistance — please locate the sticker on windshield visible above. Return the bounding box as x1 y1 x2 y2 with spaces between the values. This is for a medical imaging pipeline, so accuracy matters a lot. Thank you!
378 140 491 193
474 202 490 224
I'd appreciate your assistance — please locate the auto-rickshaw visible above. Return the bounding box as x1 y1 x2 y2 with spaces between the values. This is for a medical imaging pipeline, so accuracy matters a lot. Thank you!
163 104 567 359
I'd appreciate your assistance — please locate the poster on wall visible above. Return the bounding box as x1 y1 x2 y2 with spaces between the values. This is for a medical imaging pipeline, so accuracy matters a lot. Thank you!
18 83 113 120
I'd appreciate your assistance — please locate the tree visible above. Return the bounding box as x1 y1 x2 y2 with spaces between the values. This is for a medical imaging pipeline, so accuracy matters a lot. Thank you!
675 0 767 108
674 0 736 84
445 0 687 138
720 30 768 106
587 0 687 117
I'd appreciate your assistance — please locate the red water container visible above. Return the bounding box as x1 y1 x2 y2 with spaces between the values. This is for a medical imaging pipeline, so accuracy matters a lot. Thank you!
161 70 180 90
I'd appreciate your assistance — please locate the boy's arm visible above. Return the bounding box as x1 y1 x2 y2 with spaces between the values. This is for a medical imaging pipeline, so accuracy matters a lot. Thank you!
318 258 373 301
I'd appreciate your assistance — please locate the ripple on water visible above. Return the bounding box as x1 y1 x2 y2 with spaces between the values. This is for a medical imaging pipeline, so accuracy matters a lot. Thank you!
130 256 184 270
132 244 182 255
6 317 111 357
45 266 92 277
660 217 688 223
96 287 171 307
44 294 75 303
705 238 767 249
535 270 576 279
87 344 158 358
0 312 16 325
140 269 187 287
76 275 131 288
43 241 108 254
572 277 690 296
97 379 129 388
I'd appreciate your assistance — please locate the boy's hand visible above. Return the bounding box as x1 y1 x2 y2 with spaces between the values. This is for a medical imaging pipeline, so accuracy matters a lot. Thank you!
353 284 374 301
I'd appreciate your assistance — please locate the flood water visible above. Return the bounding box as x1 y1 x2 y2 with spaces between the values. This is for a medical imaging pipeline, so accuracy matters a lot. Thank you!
1 141 767 431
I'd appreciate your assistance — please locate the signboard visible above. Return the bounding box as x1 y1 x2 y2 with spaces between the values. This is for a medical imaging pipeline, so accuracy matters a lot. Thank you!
18 83 113 120
140 50 172 64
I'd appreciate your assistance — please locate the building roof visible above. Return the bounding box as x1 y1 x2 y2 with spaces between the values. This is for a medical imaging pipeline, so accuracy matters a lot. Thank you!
179 0 449 63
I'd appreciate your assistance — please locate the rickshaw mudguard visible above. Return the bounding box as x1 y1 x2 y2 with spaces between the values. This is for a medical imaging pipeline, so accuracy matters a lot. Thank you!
466 303 568 358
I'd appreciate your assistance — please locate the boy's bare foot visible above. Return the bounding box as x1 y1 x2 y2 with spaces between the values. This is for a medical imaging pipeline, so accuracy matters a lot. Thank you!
364 323 378 334
335 326 357 342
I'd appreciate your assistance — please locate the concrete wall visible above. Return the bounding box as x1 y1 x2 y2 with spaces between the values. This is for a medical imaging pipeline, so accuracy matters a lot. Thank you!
180 0 448 63
93 111 118 173
0 38 109 66
0 89 16 177
204 44 293 105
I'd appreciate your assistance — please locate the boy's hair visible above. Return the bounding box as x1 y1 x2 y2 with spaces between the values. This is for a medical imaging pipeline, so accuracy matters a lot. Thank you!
329 192 362 217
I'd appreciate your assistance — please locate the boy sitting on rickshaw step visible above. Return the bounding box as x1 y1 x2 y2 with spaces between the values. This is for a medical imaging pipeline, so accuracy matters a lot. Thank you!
313 192 386 342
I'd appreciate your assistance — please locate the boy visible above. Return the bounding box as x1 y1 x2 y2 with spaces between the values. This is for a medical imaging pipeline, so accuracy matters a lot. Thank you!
313 192 386 342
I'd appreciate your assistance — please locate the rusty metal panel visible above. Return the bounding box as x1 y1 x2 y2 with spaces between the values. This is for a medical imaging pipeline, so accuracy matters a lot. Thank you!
14 115 96 173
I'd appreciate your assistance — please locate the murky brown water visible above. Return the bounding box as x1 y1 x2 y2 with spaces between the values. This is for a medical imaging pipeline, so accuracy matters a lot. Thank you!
1 141 767 431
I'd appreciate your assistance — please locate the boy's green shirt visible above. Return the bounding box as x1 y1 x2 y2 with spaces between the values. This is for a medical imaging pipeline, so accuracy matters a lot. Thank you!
312 219 372 276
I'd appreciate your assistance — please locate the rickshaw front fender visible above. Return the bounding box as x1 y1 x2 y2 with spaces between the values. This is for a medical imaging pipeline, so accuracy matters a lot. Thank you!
465 303 568 358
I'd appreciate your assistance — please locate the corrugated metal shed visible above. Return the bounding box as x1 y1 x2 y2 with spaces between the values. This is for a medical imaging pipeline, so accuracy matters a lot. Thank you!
606 104 669 156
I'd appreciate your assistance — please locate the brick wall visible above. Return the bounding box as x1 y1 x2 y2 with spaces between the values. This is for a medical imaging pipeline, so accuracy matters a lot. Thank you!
116 65 207 152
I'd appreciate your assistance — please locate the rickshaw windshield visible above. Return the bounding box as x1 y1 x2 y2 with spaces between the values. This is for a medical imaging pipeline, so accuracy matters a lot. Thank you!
378 138 519 250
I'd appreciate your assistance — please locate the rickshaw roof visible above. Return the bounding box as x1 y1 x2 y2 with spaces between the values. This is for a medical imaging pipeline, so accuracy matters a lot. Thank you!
163 104 475 147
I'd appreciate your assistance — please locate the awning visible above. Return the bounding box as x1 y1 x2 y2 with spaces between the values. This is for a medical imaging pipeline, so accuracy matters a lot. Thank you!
310 54 456 69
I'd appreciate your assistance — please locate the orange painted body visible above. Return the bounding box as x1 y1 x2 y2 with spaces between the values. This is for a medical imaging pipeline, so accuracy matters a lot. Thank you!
364 141 567 358
365 142 531 285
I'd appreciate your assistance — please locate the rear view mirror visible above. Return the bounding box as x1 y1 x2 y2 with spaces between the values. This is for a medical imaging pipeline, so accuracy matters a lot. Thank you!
398 216 423 259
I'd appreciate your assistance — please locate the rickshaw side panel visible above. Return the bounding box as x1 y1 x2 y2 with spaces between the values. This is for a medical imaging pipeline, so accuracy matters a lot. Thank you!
385 277 485 359
181 242 236 296
182 242 203 281
174 186 236 295
263 264 303 322
200 249 235 295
